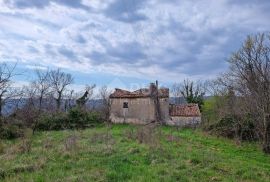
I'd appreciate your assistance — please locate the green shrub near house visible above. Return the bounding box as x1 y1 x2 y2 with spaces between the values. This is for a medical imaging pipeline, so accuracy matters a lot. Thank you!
202 97 258 141
0 108 102 139
35 108 101 131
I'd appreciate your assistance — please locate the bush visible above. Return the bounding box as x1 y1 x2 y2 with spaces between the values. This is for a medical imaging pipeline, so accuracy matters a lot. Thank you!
0 124 24 139
208 116 236 138
202 96 258 141
68 107 100 129
0 118 25 139
1 108 102 137
35 108 101 131
35 112 68 131
207 115 257 141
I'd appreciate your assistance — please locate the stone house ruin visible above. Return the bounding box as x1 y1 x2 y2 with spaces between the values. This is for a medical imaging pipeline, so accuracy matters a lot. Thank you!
109 82 201 126
109 83 170 124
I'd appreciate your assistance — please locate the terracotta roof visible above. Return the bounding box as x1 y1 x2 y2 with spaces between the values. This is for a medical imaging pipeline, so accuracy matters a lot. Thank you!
169 104 201 117
109 88 169 98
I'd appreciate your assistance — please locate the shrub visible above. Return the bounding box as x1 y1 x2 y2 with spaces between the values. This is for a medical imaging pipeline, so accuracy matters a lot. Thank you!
208 116 236 138
68 107 101 129
208 115 257 141
35 112 68 131
202 96 258 141
35 108 101 131
11 106 40 128
0 124 24 139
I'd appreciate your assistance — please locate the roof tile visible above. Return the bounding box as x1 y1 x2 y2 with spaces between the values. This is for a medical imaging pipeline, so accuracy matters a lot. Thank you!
169 104 201 117
109 88 169 98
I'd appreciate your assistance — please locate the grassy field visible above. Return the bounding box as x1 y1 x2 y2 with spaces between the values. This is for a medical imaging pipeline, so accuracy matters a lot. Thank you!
0 124 270 182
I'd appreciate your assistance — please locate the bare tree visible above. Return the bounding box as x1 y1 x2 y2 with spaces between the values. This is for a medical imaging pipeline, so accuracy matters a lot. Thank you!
224 33 270 153
64 89 74 111
171 83 182 104
31 69 51 111
18 85 40 131
48 69 73 111
99 86 112 121
0 63 20 116
22 85 36 107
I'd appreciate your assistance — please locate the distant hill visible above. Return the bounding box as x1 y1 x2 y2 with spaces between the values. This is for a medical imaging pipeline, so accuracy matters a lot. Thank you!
2 96 214 115
2 99 104 116
169 96 213 105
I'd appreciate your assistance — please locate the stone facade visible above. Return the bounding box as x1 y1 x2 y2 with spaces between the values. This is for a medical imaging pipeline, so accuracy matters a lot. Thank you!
109 83 170 124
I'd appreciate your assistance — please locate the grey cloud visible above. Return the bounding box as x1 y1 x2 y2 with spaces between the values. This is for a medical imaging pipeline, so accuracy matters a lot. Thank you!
4 0 90 10
4 0 50 9
88 41 146 66
149 14 257 76
87 51 107 63
44 44 56 57
74 34 87 44
104 0 147 23
55 0 90 11
58 46 77 60
108 42 146 60
28 46 39 53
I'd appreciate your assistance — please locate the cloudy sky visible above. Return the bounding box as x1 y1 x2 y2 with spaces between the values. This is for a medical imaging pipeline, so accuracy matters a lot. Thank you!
0 0 269 90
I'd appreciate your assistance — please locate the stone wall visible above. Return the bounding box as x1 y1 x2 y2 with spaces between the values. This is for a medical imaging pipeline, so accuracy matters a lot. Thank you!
159 98 170 122
109 97 171 124
168 116 201 126
110 98 156 124
109 97 200 126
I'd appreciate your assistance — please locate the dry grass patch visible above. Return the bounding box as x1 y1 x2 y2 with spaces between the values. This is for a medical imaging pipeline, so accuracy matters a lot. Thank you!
64 134 79 152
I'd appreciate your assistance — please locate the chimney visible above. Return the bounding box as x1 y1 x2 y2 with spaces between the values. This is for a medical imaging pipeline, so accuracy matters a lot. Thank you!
149 82 156 97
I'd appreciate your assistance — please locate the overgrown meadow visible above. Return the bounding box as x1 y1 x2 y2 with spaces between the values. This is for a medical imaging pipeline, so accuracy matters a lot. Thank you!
1 124 270 182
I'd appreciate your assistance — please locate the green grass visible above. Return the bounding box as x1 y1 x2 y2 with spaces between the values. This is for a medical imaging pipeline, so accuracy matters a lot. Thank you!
0 124 270 182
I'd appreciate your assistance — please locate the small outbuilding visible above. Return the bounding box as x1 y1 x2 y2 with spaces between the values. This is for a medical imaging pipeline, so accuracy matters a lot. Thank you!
169 104 201 126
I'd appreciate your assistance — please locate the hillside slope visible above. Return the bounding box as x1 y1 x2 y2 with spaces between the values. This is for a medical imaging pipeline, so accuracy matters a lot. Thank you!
1 125 270 182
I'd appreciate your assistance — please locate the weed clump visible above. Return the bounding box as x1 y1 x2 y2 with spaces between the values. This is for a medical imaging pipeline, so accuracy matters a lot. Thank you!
137 125 163 149
18 139 32 153
43 138 53 149
90 128 115 154
64 135 78 152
